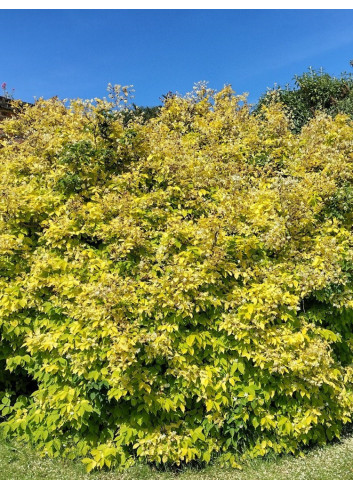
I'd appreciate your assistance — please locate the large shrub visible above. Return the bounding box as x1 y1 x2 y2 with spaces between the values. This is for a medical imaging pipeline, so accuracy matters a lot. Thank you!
1 84 353 471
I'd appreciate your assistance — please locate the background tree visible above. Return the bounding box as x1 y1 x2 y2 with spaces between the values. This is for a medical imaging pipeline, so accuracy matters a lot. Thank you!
257 66 353 132
121 103 161 125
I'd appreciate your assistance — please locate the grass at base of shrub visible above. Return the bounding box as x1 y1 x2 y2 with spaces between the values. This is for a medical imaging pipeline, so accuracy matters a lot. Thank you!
1 434 353 480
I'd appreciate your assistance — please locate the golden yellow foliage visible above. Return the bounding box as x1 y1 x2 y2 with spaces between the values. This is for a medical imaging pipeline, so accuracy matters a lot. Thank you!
1 84 353 470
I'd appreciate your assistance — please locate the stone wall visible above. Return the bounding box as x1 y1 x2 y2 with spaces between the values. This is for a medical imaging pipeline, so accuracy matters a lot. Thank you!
0 96 14 121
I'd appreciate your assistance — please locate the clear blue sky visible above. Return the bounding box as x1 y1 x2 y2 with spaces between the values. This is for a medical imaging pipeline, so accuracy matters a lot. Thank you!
2 9 353 106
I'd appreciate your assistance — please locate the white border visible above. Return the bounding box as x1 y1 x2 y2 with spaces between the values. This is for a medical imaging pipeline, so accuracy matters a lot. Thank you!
2 3 353 9
3 479 353 485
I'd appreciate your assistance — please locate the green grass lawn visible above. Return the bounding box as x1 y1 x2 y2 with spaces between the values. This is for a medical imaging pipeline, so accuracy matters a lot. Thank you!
1 434 353 480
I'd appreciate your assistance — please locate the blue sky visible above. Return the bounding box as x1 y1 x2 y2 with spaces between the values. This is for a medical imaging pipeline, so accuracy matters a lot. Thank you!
2 9 353 106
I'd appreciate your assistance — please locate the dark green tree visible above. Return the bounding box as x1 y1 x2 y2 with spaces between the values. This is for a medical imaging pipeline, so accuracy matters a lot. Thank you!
122 103 161 124
257 66 353 132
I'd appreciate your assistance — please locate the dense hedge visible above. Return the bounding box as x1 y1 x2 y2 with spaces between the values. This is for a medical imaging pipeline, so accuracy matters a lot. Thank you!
1 85 353 471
